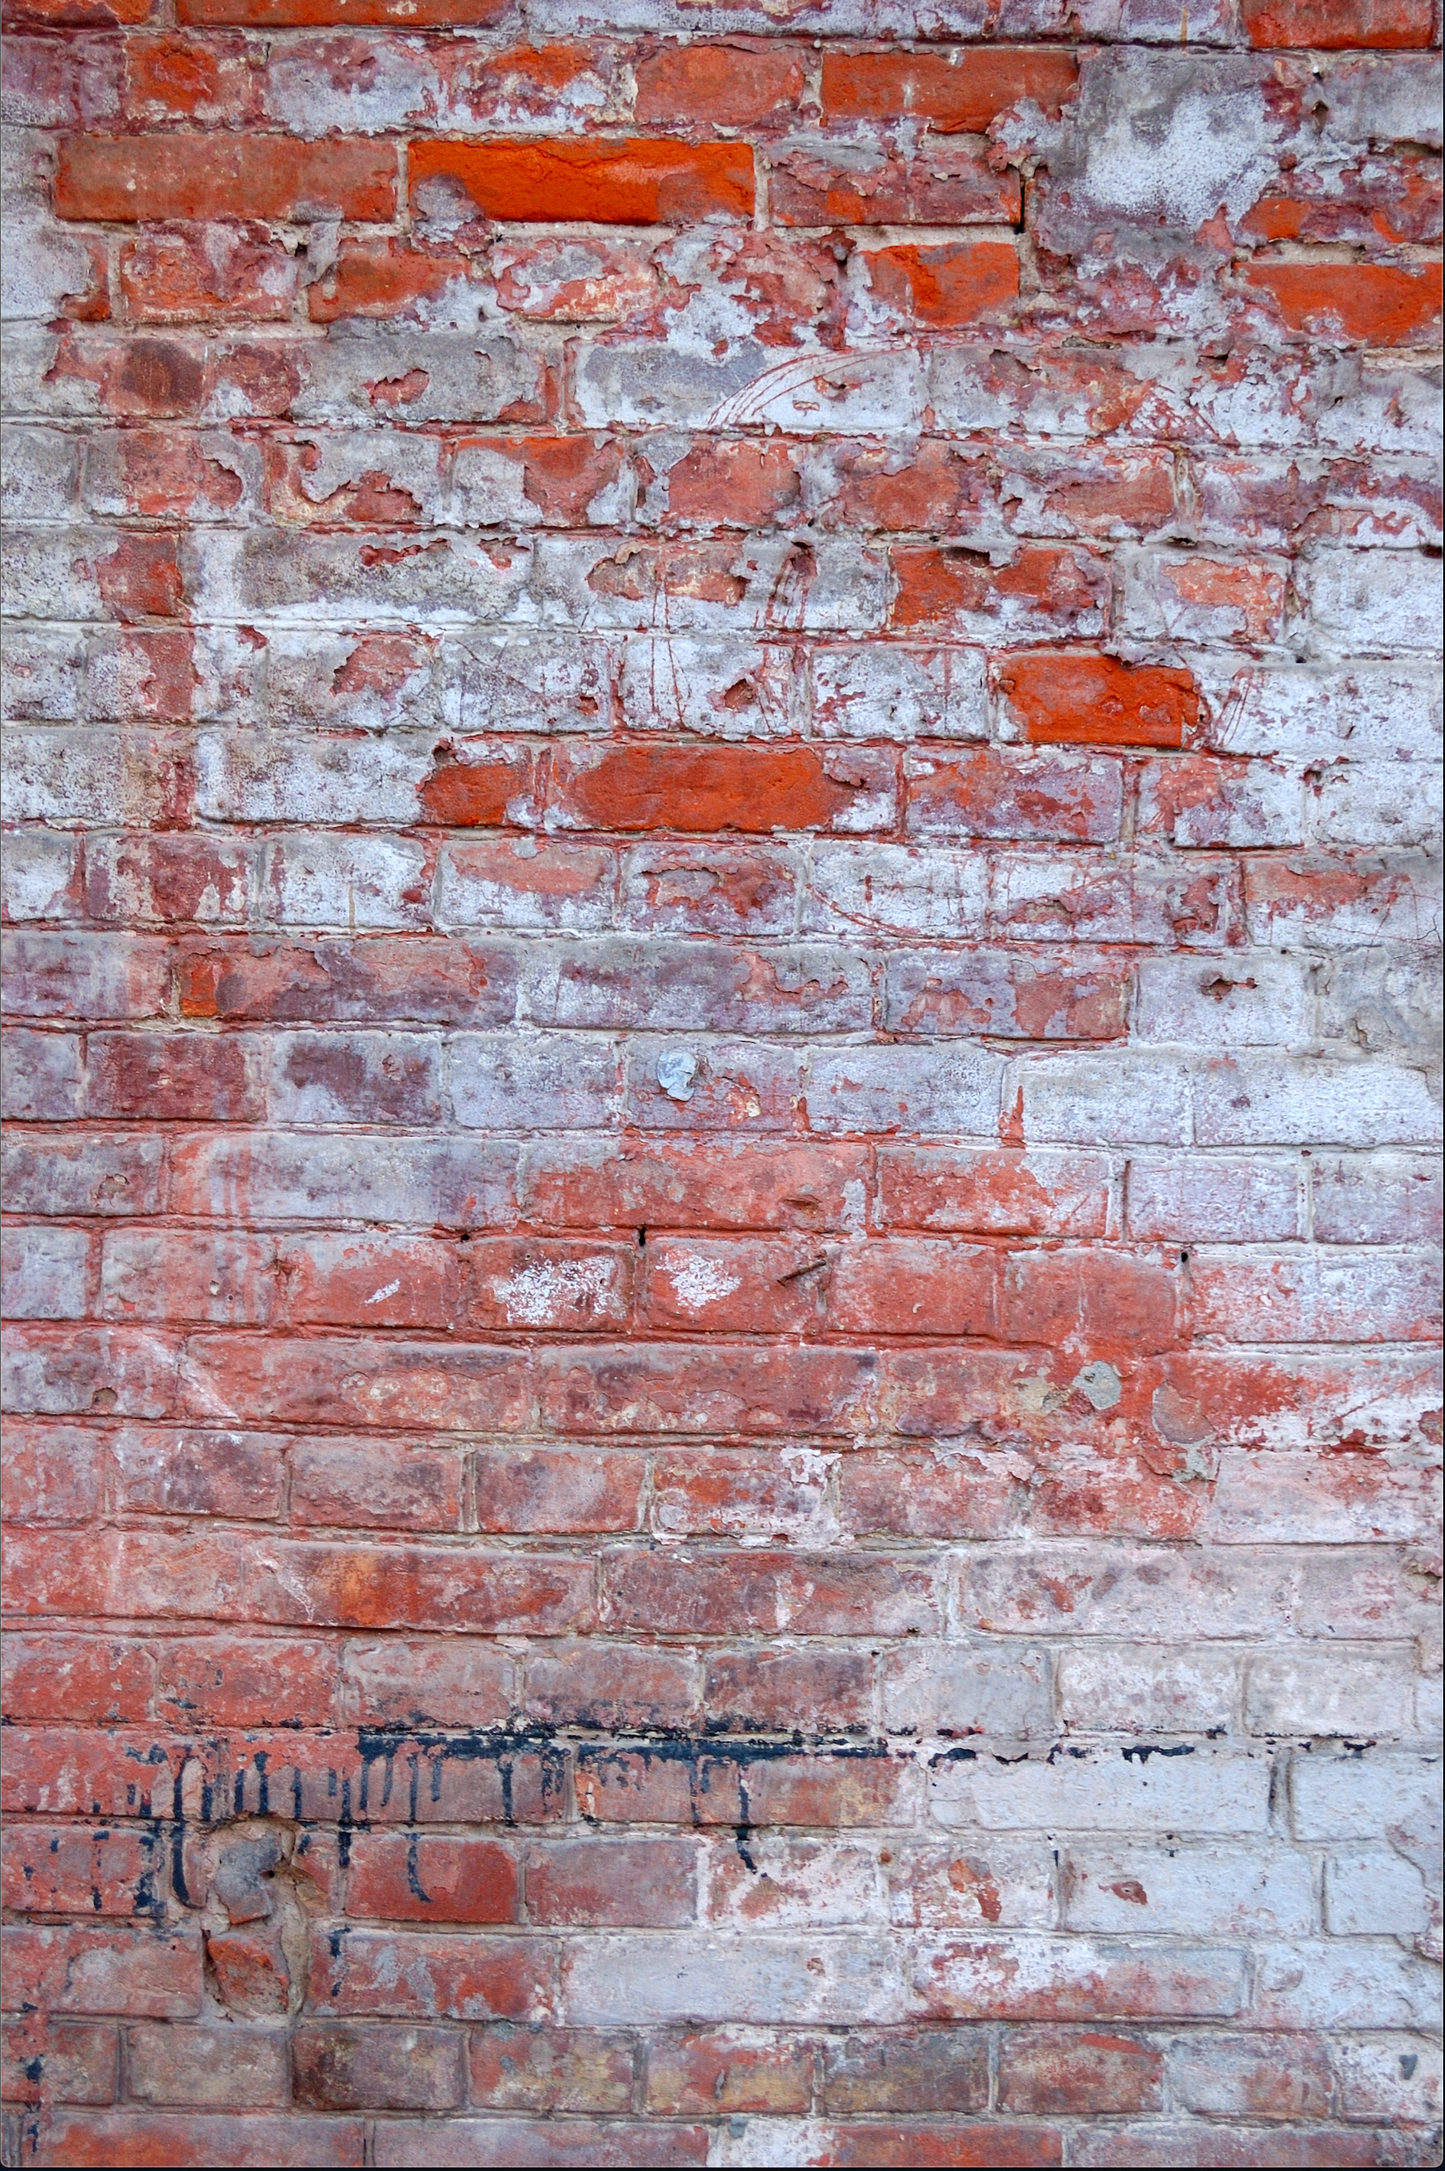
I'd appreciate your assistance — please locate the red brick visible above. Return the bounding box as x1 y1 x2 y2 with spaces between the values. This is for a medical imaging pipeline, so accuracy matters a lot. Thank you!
92 535 184 623
177 1335 533 1433
110 1426 285 1518
0 2015 117 2106
2 1324 179 1421
1243 261 1443 345
1240 0 1434 46
1 1826 159 1918
8 2 1439 2145
4 933 173 1021
84 835 251 921
0 1731 204 1822
1243 850 1433 948
892 547 1108 635
635 42 806 127
281 1237 461 1332
537 1342 877 1437
120 223 298 324
153 1634 338 1727
1190 1249 1439 1343
180 0 504 16
829 1240 999 1337
839 1449 1015 1542
8 0 154 19
457 433 626 526
1241 157 1443 249
0 1927 202 2019
175 938 518 1023
122 34 254 125
998 2029 1164 2115
209 1924 295 2015
820 2030 988 2113
8 1525 593 1634
877 1149 1109 1236
410 140 754 226
650 1447 832 1542
822 47 1079 128
569 1748 694 1833
865 242 1019 327
646 2028 812 2113
465 1241 633 1336
523 1642 699 1732
573 1744 907 1828
345 1836 518 1926
290 1440 465 1532
549 744 872 835
1065 2128 1390 2167
490 233 661 321
1002 1249 1181 1353
467 2024 635 2113
1024 1446 1209 1543
601 1549 937 1637
524 1839 696 1926
417 746 534 829
997 652 1200 749
821 2127 1062 2167
642 1236 830 1334
702 1648 875 1735
18 2111 364 2166
905 748 1123 843
55 135 395 222
1128 553 1286 645
917 1939 1245 2022
432 42 617 130
1 1635 153 1724
86 1032 255 1120
292 2022 463 2111
124 2023 288 2108
649 438 801 528
770 145 1018 227
720 1753 913 1830
309 1929 551 2022
87 430 250 522
1170 2031 1334 2120
308 240 475 325
372 2120 710 2166
341 1639 513 1730
214 1731 561 1829
544 1141 867 1231
474 1448 645 1534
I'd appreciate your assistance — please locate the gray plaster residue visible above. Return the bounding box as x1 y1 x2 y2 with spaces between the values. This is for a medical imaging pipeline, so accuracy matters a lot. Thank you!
1035 50 1279 262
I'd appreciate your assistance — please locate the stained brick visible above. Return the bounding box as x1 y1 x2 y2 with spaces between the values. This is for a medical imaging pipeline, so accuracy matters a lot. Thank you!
55 137 395 223
6 7 1440 2153
410 141 753 225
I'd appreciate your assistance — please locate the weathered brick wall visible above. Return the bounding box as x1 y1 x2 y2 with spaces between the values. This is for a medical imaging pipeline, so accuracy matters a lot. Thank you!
2 0 1442 2161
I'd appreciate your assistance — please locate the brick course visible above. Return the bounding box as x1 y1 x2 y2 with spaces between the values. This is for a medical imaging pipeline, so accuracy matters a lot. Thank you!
1 1 1441 2166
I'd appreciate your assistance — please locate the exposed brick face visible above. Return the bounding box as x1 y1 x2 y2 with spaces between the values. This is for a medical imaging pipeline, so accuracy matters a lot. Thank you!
2 0 1441 2165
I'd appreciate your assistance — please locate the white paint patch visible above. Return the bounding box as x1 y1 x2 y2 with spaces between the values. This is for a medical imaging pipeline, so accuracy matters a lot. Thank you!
665 1254 742 1312
1083 84 1274 232
494 1258 612 1325
656 1047 699 1102
709 2118 834 2167
365 1280 402 1305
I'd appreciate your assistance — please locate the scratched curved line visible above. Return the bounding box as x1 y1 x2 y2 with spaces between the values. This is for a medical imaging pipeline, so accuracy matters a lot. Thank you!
1211 666 1258 753
702 348 897 431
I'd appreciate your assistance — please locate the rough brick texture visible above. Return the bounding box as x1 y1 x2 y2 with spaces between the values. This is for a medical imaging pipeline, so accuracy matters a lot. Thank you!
2 0 1442 2163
